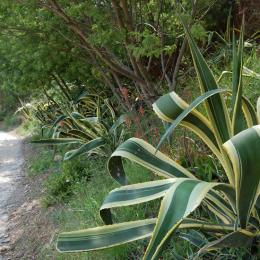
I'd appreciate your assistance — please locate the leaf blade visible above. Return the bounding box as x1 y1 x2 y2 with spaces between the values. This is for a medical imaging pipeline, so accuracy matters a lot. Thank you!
223 125 260 228
108 138 195 185
156 89 226 150
143 179 219 259
182 17 231 144
57 219 156 252
63 138 105 161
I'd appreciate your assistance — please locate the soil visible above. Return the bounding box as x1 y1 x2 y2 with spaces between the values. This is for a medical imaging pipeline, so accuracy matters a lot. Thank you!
0 128 57 260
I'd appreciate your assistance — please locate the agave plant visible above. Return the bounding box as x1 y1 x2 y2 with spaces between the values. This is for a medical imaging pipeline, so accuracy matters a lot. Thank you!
16 99 60 125
32 96 127 160
56 22 260 258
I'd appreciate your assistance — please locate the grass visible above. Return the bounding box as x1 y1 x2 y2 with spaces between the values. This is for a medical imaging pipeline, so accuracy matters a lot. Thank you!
37 158 154 259
27 148 58 177
25 141 156 259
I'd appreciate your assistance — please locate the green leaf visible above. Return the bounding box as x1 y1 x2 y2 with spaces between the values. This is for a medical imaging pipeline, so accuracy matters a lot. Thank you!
223 125 260 228
108 138 195 185
155 88 235 186
100 179 178 224
31 138 82 145
143 179 223 259
241 96 258 127
257 97 260 123
63 138 105 161
80 117 99 123
231 25 244 135
179 230 207 248
153 91 220 155
67 129 92 140
157 89 226 150
182 18 231 144
70 112 85 119
104 98 115 121
206 186 236 225
57 219 156 252
70 113 99 137
196 230 255 258
109 114 127 134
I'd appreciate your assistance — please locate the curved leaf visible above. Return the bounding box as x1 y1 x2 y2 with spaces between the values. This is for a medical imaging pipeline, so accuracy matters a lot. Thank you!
153 92 221 159
196 230 255 258
241 96 258 127
143 179 224 259
109 114 127 134
57 219 156 252
64 138 105 161
157 89 226 151
100 179 178 224
155 89 235 185
108 138 195 185
223 125 260 228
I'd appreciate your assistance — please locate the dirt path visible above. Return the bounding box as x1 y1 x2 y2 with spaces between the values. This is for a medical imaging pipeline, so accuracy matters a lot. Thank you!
0 130 23 259
0 127 58 259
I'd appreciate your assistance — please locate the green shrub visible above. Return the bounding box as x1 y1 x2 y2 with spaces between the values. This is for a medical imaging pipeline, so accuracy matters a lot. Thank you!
43 157 99 207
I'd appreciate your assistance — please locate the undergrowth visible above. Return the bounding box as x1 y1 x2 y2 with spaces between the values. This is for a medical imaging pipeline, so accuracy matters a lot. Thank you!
24 48 260 259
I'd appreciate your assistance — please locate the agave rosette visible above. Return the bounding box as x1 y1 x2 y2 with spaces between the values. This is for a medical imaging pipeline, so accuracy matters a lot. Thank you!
32 97 127 160
56 20 260 258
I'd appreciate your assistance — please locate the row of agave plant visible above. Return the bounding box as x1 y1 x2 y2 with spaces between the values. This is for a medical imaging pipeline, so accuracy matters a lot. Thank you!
32 20 260 258
31 95 128 160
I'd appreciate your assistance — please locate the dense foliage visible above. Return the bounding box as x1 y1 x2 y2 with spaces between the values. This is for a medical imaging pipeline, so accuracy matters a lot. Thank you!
56 21 260 259
0 0 233 113
0 1 259 259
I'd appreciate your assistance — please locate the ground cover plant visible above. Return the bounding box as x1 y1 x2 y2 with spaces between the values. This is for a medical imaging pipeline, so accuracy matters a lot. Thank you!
56 20 260 259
